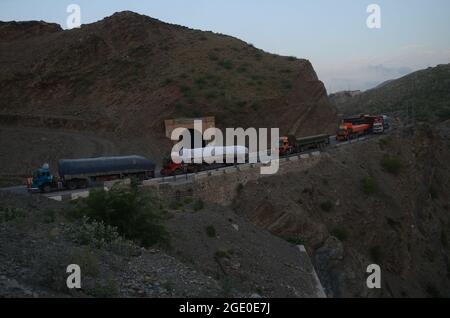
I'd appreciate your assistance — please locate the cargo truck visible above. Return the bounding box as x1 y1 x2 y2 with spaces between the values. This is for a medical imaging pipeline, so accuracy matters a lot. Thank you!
336 123 371 141
27 156 156 193
279 134 330 156
161 146 249 176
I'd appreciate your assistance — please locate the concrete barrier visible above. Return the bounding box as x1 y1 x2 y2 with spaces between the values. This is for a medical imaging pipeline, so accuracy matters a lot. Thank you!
48 195 62 202
71 191 90 200
104 178 131 190
300 154 311 159
311 151 321 157
297 245 327 298
237 164 252 171
288 156 299 162
224 166 238 174
210 169 225 176
161 176 176 183
142 178 162 186
194 172 209 180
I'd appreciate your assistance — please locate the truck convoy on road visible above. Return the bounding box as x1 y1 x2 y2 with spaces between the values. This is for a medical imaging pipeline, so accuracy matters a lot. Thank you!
26 113 390 192
337 114 390 141
28 156 155 193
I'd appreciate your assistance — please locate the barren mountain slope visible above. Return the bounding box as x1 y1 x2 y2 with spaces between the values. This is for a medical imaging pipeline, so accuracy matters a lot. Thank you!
0 11 337 184
234 124 450 297
329 63 450 122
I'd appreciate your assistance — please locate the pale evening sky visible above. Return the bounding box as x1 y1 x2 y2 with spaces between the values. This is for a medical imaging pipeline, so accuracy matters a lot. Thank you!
1 0 449 93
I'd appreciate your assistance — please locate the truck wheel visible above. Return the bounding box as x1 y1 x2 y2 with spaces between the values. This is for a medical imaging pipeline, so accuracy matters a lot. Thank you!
67 181 77 190
78 180 88 189
42 184 52 193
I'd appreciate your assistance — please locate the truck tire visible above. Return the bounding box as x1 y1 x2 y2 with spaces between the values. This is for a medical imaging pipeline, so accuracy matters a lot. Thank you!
78 180 88 189
42 184 52 193
67 181 77 190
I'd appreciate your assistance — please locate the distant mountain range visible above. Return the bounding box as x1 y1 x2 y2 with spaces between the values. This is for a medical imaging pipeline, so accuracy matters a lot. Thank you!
329 63 450 122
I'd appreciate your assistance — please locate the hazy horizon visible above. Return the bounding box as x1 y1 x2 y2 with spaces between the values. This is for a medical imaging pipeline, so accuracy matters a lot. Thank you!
1 0 449 93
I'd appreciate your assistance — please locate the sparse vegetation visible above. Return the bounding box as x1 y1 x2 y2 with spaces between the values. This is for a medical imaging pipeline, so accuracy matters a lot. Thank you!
88 278 120 298
287 236 307 246
320 201 333 212
332 227 350 242
208 53 219 61
70 186 169 248
217 60 234 70
193 199 205 211
362 176 378 195
0 207 26 223
215 249 234 259
381 155 403 175
68 247 100 277
205 225 217 238
236 183 244 194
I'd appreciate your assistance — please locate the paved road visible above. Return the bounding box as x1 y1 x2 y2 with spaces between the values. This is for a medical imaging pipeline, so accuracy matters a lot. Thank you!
0 133 381 197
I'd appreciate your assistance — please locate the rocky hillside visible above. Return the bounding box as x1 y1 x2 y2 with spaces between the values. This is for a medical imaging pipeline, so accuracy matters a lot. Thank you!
330 63 450 122
0 189 323 298
0 11 337 184
234 123 450 297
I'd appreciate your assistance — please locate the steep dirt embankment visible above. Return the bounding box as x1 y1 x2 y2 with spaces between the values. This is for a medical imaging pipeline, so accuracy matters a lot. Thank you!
0 11 337 183
233 125 450 297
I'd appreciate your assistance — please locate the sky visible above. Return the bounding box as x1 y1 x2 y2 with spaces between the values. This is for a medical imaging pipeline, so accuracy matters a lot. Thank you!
1 0 449 93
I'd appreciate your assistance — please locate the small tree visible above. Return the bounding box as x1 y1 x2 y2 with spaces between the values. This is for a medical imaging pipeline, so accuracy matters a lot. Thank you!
72 186 169 248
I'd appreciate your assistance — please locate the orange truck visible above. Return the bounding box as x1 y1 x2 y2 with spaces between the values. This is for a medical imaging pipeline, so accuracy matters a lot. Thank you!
336 123 370 141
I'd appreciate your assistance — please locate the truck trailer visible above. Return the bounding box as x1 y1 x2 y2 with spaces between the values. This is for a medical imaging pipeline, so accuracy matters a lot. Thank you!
279 134 330 156
161 146 249 176
336 123 371 141
28 156 156 193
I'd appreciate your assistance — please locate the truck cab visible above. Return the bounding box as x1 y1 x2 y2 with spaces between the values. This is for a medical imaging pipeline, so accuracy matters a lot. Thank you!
28 165 55 193
279 137 293 156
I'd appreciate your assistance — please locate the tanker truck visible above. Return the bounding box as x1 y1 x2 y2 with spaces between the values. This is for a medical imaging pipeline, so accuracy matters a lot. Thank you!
161 146 249 176
27 156 156 193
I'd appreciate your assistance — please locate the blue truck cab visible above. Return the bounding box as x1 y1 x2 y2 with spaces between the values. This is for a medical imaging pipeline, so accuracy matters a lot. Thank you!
29 164 55 193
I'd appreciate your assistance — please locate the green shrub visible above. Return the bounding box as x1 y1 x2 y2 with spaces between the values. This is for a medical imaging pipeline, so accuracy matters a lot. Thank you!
218 60 234 70
68 247 100 277
287 236 306 245
205 225 217 238
42 208 57 224
331 227 350 242
169 200 184 210
208 53 219 61
282 79 293 89
0 207 26 223
193 199 204 212
378 137 391 149
65 216 138 256
179 85 191 95
362 176 378 195
320 201 334 212
88 278 119 298
161 78 173 87
381 155 403 175
71 187 169 248
215 249 234 259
